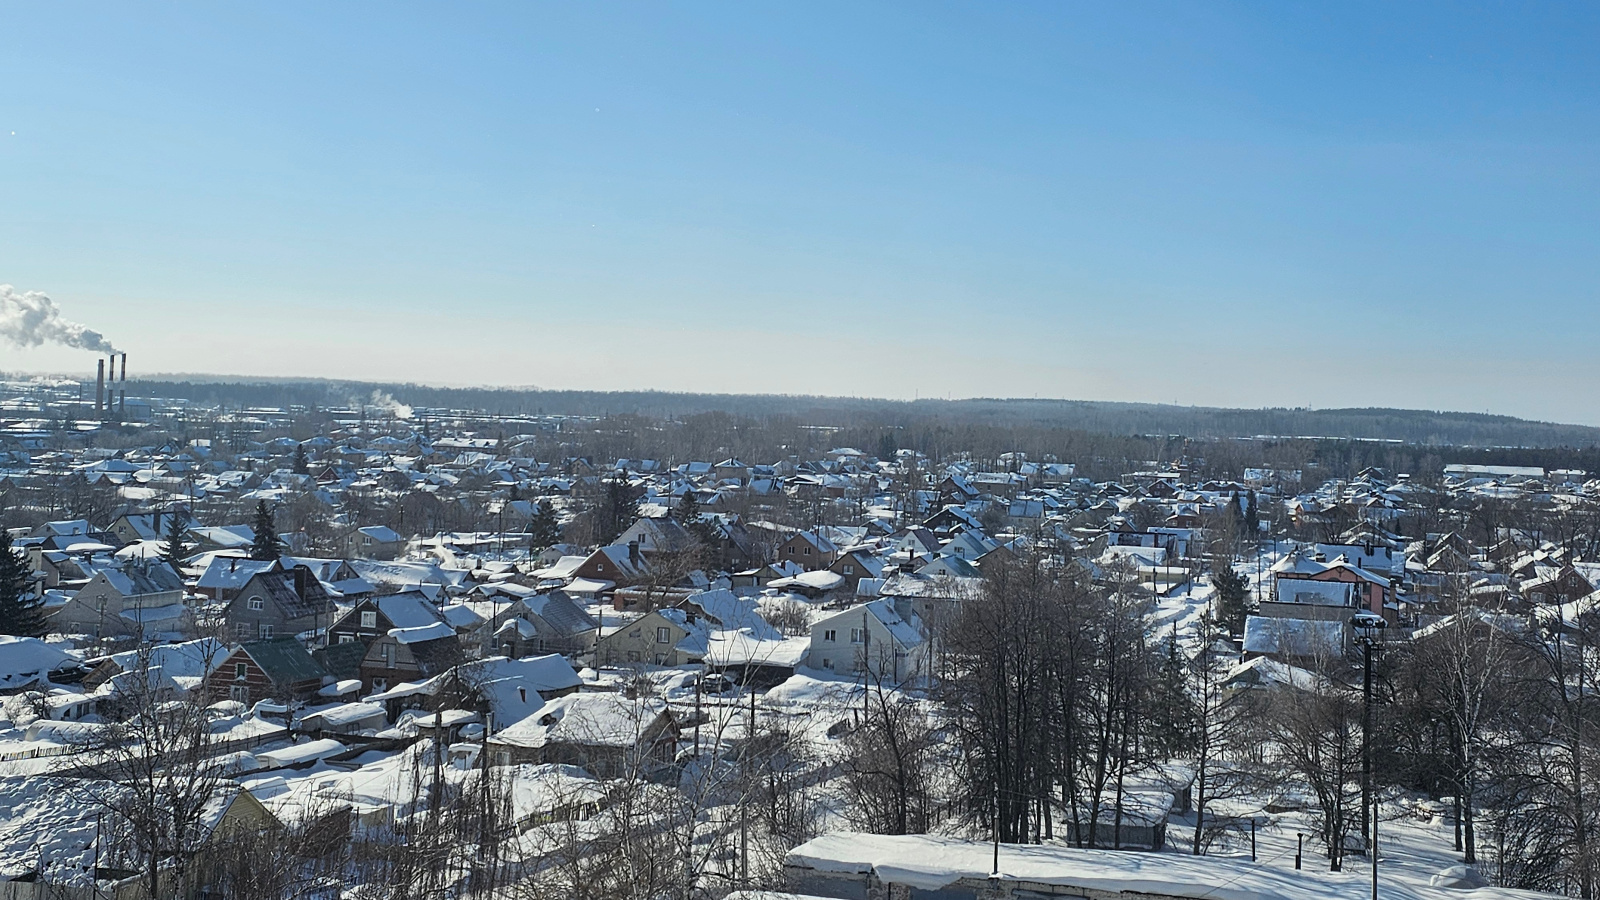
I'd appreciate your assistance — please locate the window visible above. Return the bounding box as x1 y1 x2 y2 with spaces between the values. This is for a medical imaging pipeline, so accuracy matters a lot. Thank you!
656 627 670 644
236 622 252 639
654 653 667 664
824 630 836 642
338 635 354 644
495 751 512 767
381 644 395 668
360 611 377 629
372 678 387 693
822 658 833 670
229 684 249 703
248 596 264 611
850 628 863 643
803 546 812 555
235 662 248 681
258 624 273 639
843 565 854 575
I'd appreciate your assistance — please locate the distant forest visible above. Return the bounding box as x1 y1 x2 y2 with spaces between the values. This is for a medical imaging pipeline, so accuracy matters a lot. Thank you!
116 377 1600 450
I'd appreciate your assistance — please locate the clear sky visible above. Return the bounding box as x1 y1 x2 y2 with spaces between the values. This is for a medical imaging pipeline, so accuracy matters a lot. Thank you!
2 3 1598 422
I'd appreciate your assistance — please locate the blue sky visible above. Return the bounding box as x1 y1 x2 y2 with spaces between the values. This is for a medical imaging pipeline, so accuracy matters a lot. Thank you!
2 3 1598 422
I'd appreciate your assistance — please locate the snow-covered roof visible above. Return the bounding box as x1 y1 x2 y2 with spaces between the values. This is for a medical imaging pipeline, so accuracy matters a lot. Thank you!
491 693 668 750
786 832 1549 900
0 637 77 689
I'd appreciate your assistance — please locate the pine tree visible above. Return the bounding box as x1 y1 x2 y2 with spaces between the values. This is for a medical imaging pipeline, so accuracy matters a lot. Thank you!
1245 490 1259 534
527 500 562 550
0 530 45 637
250 500 283 561
161 513 191 568
292 443 310 476
1211 560 1253 636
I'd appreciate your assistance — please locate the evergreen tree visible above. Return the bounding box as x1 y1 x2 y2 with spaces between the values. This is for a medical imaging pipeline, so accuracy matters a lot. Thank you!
1211 560 1253 636
1150 627 1198 757
598 478 638 545
527 500 562 550
1245 490 1259 533
0 530 45 637
292 443 310 476
673 489 700 526
249 500 283 561
161 513 191 568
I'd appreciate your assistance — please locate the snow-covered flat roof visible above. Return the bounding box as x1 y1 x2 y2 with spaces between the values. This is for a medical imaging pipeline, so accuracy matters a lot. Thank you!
786 832 1556 900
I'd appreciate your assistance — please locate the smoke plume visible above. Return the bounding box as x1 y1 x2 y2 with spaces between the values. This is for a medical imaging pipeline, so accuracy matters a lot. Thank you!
369 390 414 420
0 284 117 353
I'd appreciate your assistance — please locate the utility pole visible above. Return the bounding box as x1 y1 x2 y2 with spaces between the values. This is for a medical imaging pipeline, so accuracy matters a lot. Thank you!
1352 614 1386 900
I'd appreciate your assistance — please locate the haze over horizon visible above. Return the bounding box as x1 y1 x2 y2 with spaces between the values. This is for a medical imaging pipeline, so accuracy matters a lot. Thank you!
3 3 1599 423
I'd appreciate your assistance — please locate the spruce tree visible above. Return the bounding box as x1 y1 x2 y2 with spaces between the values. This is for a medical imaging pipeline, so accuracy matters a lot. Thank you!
527 500 562 550
1151 627 1197 756
674 489 700 526
292 443 310 476
0 530 45 637
599 479 638 545
161 513 192 568
249 500 283 561
1211 560 1253 636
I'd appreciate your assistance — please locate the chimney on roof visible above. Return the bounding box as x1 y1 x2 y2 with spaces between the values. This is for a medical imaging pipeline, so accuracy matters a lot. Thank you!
628 540 641 567
293 565 309 600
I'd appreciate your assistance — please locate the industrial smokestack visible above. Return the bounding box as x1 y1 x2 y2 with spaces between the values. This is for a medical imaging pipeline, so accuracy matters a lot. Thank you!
120 352 127 382
95 359 105 415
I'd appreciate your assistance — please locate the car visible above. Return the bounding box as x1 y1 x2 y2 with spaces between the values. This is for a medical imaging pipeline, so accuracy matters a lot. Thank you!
1350 613 1387 630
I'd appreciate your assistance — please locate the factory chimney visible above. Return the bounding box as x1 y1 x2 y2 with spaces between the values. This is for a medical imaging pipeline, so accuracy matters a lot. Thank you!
95 359 105 415
120 352 128 382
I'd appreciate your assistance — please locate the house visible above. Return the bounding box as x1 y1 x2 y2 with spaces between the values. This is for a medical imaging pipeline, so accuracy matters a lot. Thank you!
571 542 650 588
1242 616 1347 666
776 530 839 572
82 637 229 694
196 556 278 603
364 652 583 731
486 693 677 778
48 558 189 639
342 525 406 560
616 516 698 557
806 598 927 683
224 564 336 643
1521 564 1595 607
0 636 82 693
1271 551 1391 621
203 638 330 705
107 509 195 546
327 591 447 647
916 554 982 579
359 623 463 695
596 608 701 666
487 590 597 658
828 549 885 594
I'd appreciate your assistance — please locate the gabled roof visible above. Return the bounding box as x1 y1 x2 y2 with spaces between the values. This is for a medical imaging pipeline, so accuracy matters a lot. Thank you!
522 590 598 637
240 637 327 685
